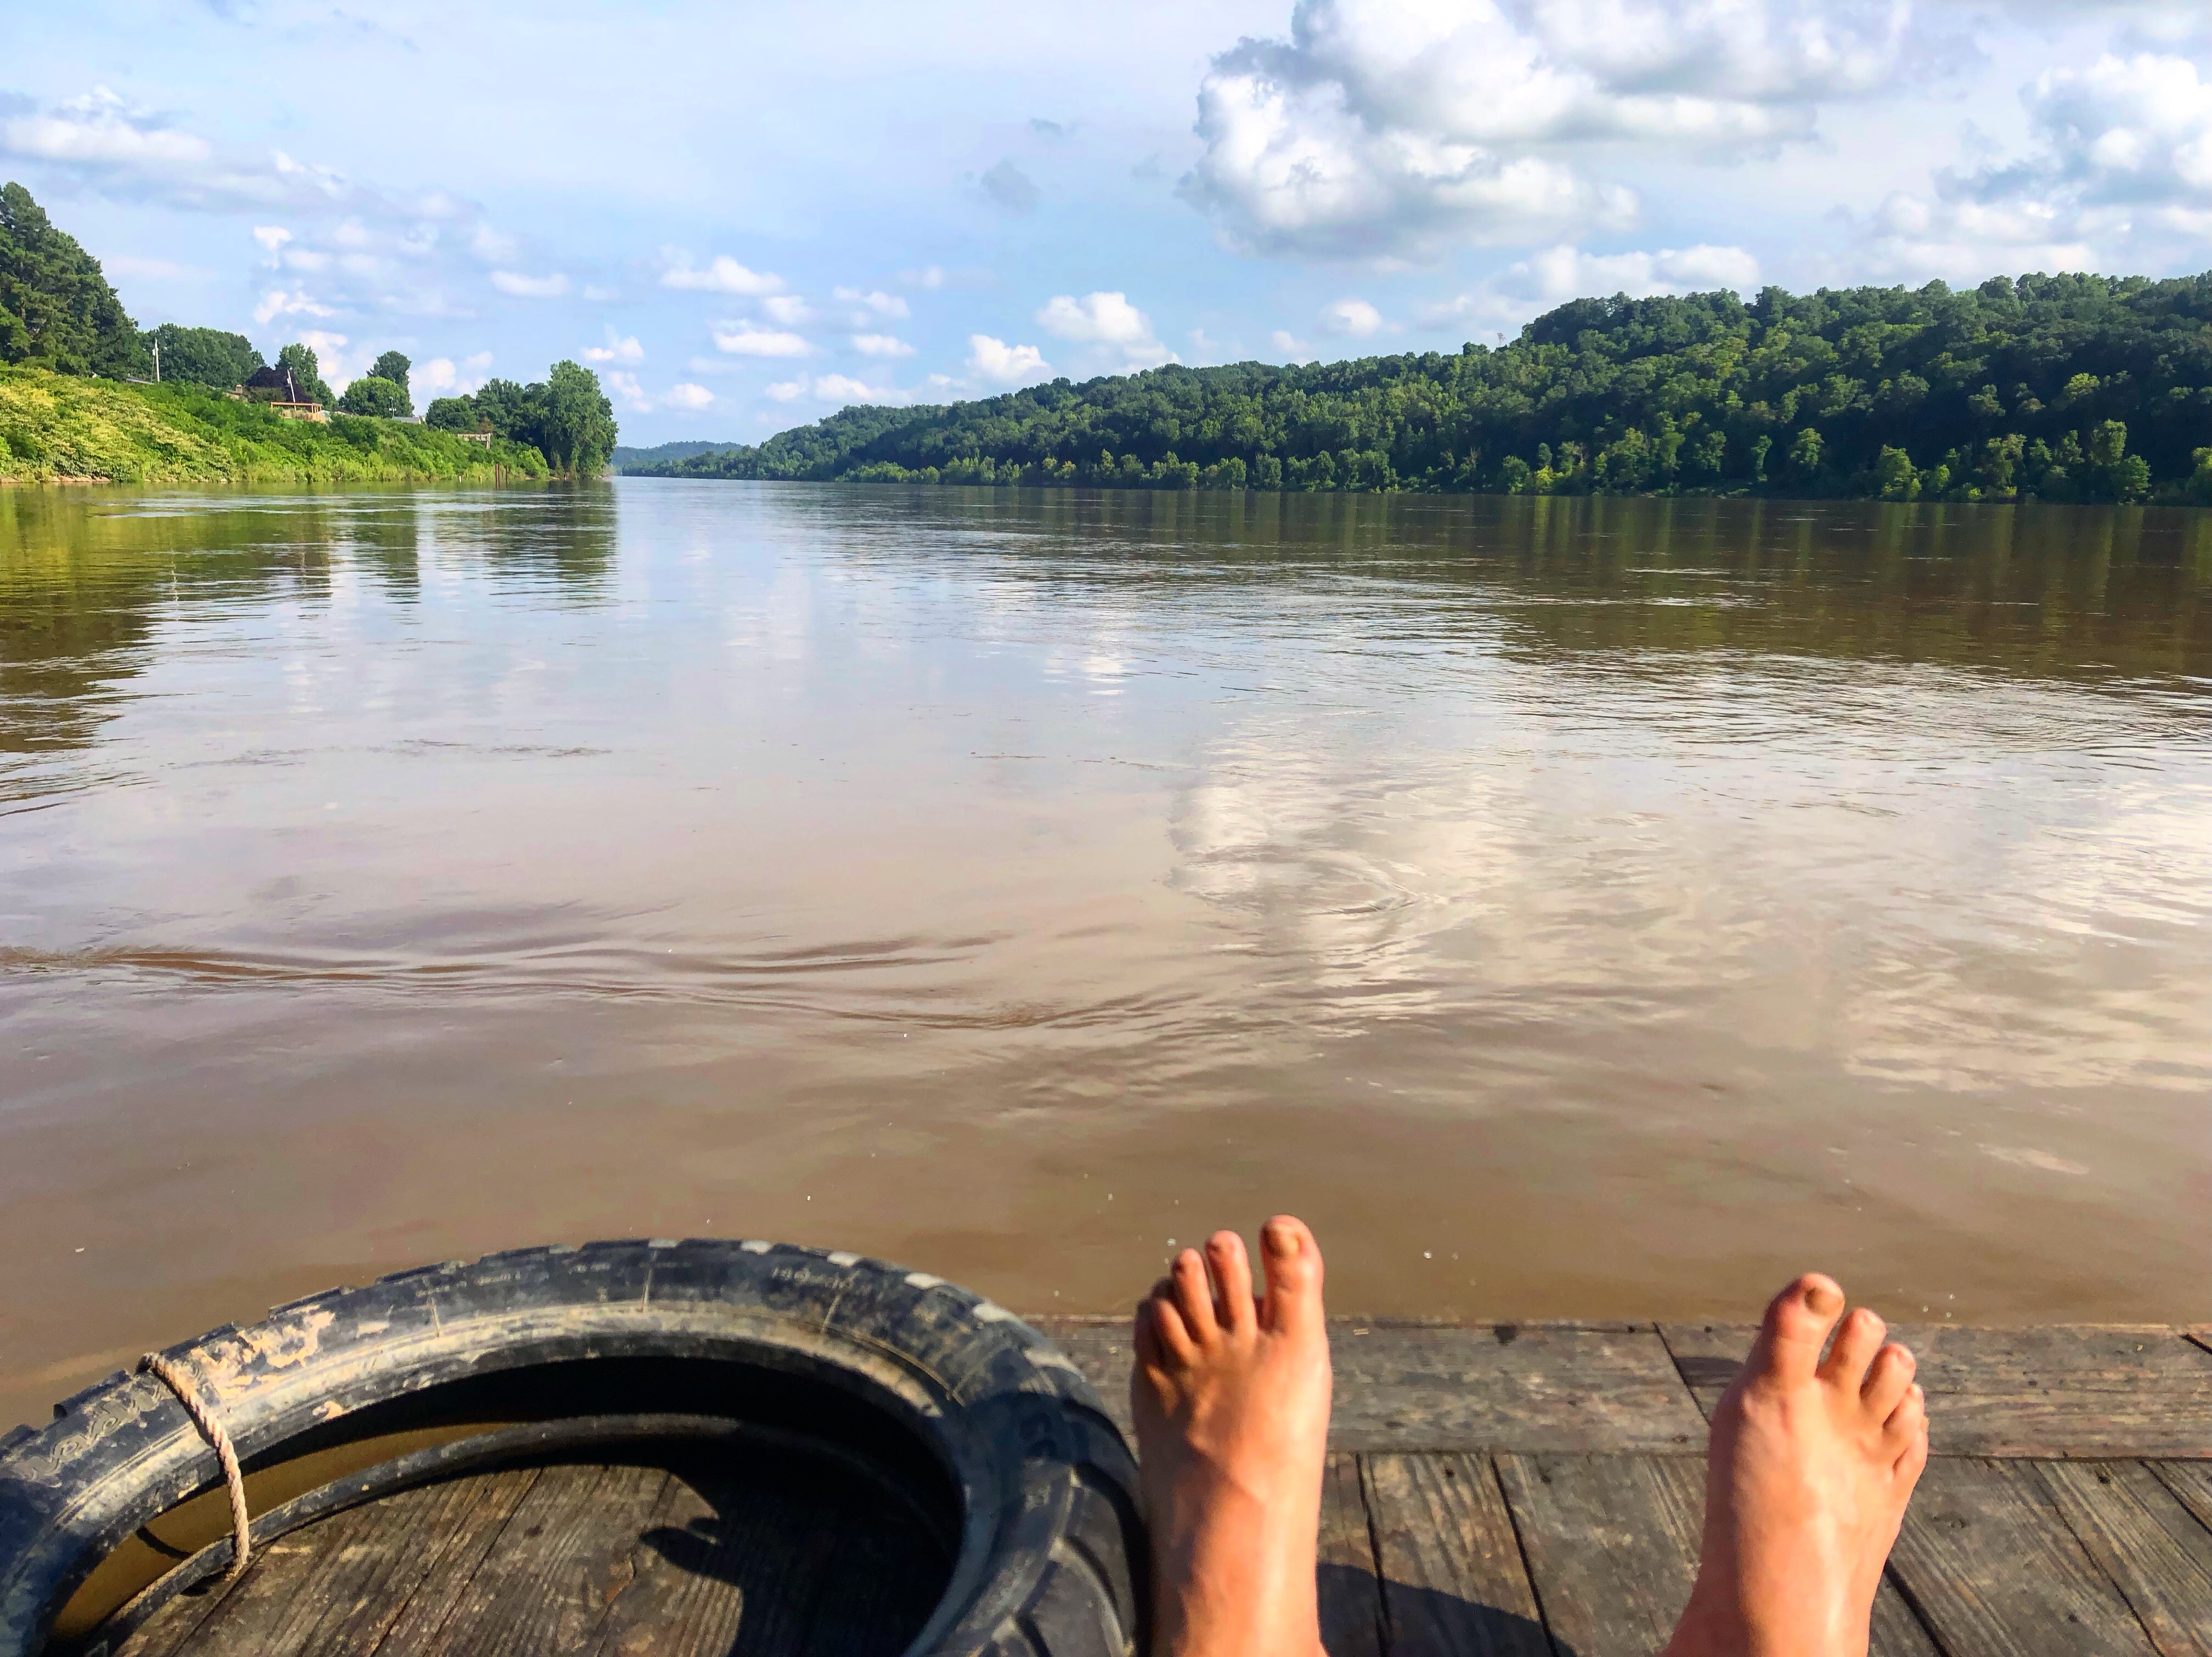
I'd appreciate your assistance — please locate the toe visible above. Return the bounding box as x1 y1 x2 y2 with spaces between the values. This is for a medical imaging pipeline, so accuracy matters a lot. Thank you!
1257 1214 1325 1336
1141 1281 1198 1366
1747 1272 1846 1388
1888 1385 1930 1485
1171 1248 1221 1343
1860 1340 1916 1422
1820 1305 1888 1393
1206 1230 1256 1333
1885 1379 1927 1456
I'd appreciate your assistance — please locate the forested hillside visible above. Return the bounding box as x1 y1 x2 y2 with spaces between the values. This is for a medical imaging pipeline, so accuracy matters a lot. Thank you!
637 274 2212 504
612 438 744 468
0 183 148 378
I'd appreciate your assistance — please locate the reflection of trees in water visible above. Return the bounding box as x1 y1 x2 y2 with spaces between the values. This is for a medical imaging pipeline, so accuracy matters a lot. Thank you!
0 485 616 798
848 487 2212 684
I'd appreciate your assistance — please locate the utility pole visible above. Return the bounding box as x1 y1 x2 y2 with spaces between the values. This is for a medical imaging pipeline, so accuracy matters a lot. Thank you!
153 338 161 383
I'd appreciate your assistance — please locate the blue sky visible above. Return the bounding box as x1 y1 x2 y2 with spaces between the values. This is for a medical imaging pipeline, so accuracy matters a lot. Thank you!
6 0 2210 444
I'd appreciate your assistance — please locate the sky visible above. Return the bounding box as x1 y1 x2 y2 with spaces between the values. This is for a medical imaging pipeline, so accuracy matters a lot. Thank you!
5 0 2211 444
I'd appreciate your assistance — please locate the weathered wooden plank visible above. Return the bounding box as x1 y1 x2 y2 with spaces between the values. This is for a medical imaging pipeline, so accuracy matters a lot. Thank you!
1492 1452 1935 1657
1318 1451 1385 1657
2038 1461 2212 1657
109 1558 228 1657
117 1468 541 1657
1659 1324 2212 1457
1032 1319 1708 1453
580 1461 751 1657
1887 1457 2163 1657
120 1446 954 1657
375 1462 673 1657
1361 1453 1548 1657
1331 1326 1708 1454
1492 1453 1705 1657
2154 1463 2212 1535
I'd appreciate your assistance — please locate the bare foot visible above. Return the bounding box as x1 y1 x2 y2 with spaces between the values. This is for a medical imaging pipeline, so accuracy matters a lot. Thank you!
1131 1215 1332 1657
1665 1274 1931 1657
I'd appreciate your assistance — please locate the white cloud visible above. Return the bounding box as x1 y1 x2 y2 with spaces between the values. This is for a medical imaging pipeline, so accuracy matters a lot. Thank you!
602 373 712 413
0 87 376 218
761 294 816 326
836 287 911 318
763 374 911 405
900 265 947 290
296 329 361 392
1036 291 1147 345
468 224 521 263
1271 328 1312 357
966 334 1052 386
1318 296 1382 336
811 373 897 403
413 353 492 398
1858 53 2212 279
0 88 575 326
582 333 645 364
711 324 811 357
852 333 916 356
583 284 620 302
490 269 570 298
660 251 783 294
253 287 335 324
1180 0 1925 259
1035 291 1176 368
1418 241 1762 331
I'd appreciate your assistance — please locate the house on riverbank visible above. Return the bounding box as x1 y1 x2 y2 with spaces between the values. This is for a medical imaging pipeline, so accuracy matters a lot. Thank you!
235 366 328 423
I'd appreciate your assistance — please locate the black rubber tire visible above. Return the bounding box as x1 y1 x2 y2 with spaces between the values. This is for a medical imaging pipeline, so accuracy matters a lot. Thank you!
0 1239 1144 1657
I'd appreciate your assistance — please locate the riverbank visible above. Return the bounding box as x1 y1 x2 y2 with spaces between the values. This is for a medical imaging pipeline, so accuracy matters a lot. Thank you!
0 367 550 485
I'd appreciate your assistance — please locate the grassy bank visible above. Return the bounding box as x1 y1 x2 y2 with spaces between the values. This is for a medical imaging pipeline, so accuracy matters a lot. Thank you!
0 367 550 485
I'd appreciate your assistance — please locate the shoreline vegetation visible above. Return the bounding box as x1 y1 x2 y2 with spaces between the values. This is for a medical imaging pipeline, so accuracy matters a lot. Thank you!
2 182 615 485
631 273 2212 507
0 369 550 485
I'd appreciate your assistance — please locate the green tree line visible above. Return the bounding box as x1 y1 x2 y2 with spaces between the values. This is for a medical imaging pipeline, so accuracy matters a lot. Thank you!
636 272 2212 505
425 365 618 476
2 181 616 477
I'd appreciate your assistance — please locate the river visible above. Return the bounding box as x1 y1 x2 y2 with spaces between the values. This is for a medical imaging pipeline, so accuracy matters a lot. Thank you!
2 480 2207 1429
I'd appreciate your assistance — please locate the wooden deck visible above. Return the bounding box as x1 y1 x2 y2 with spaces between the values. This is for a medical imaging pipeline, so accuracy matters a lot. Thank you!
110 1320 2212 1657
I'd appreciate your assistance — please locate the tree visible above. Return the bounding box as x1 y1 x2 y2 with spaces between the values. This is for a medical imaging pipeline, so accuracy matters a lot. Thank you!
275 342 337 408
2091 421 2150 503
425 395 483 432
472 378 535 439
417 365 620 472
337 375 410 417
369 350 411 394
523 360 618 474
141 324 262 388
0 180 148 376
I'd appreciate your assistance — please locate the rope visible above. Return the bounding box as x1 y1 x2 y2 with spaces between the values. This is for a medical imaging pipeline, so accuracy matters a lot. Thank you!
138 1353 251 1581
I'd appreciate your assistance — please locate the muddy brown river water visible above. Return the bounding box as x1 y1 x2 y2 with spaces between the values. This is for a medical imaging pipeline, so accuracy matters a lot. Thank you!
2 480 2208 1430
